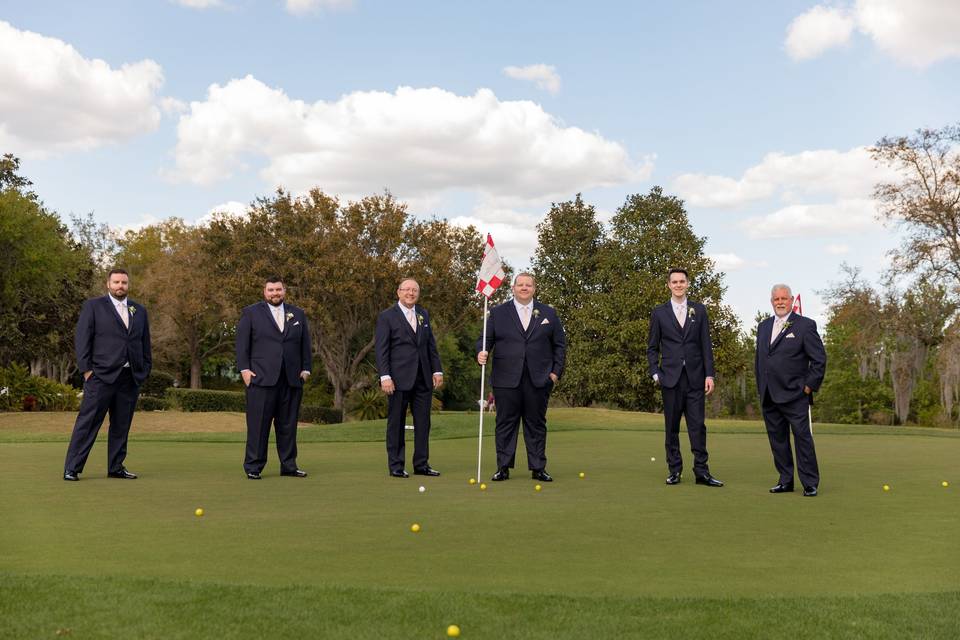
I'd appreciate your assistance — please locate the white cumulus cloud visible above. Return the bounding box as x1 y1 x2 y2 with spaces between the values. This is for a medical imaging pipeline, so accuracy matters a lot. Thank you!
0 20 166 157
786 0 960 67
785 5 855 61
739 198 878 239
708 253 769 272
194 200 250 226
503 64 562 95
167 76 648 202
672 146 897 209
285 0 355 15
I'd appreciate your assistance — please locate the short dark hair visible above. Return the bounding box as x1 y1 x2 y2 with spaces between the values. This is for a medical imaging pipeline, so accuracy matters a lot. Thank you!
264 276 284 286
667 268 688 281
107 268 129 278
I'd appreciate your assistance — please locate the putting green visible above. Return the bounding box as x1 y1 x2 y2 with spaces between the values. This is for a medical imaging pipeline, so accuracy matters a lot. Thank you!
1 410 958 638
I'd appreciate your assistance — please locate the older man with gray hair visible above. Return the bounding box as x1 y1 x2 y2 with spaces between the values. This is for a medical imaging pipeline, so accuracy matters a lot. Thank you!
754 284 826 497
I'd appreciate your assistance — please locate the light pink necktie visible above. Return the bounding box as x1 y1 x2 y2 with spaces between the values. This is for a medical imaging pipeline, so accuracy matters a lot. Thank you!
675 306 685 328
119 303 129 329
521 306 531 330
274 306 284 331
407 308 417 332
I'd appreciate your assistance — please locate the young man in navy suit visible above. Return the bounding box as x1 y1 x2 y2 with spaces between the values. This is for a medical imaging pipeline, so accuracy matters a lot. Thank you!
755 284 826 497
236 277 312 479
374 278 444 478
477 273 566 482
64 269 152 481
647 268 724 487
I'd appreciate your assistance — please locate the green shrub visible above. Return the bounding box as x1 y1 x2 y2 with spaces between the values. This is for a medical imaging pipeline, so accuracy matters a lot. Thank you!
166 388 246 412
0 363 80 412
137 395 170 411
299 405 343 424
139 371 176 397
346 387 388 421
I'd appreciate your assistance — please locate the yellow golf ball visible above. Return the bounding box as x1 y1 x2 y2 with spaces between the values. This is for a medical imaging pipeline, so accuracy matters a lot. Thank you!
194 508 204 517
883 484 890 491
468 478 477 485
942 481 949 488
410 523 421 533
535 484 542 492
447 625 461 638
479 483 487 491
578 472 585 479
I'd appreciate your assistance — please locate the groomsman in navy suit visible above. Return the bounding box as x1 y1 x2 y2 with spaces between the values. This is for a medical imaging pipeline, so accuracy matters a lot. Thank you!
647 268 724 487
375 278 444 478
64 269 152 481
755 284 826 497
236 277 312 479
477 273 566 482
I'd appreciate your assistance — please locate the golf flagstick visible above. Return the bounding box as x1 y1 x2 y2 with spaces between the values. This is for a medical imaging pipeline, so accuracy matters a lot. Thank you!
474 233 505 483
476 296 489 482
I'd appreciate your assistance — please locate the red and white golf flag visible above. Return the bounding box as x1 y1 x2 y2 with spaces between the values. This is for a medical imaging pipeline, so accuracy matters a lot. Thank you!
793 294 803 315
476 234 505 298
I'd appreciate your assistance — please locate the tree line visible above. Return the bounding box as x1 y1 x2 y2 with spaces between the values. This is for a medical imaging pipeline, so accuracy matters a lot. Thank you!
2 123 958 424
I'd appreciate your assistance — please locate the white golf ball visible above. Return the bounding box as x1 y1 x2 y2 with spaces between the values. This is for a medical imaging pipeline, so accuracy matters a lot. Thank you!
651 457 656 462
418 485 425 493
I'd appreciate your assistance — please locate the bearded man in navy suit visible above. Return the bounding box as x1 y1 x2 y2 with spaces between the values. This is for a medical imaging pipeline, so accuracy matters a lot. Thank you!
375 278 444 478
236 277 312 480
63 269 151 481
477 272 566 482
756 284 826 497
647 268 724 487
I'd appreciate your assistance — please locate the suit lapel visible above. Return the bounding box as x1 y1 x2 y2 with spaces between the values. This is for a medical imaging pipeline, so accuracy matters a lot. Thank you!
414 306 423 344
396 305 417 341
509 300 526 337
681 303 694 340
769 315 794 352
105 296 129 334
260 302 283 333
665 303 683 335
525 302 541 339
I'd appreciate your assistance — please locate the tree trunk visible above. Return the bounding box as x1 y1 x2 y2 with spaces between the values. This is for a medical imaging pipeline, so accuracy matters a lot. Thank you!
190 356 202 389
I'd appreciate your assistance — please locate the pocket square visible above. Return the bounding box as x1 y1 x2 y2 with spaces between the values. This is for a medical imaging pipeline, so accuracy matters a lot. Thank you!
541 318 550 325
785 332 795 338
293 321 300 326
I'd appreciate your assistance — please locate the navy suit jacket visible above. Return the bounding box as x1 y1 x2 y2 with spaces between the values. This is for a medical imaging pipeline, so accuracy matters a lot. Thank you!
647 300 715 389
236 302 312 387
75 295 152 386
477 300 566 389
374 303 442 391
755 313 826 404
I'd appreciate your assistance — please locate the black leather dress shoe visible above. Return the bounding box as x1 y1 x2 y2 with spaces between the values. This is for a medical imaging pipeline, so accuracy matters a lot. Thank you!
63 471 79 481
665 473 682 485
414 466 441 477
531 470 553 482
769 482 795 493
246 472 262 480
107 468 137 479
491 468 510 481
390 469 409 478
803 486 818 497
281 469 308 477
695 474 724 487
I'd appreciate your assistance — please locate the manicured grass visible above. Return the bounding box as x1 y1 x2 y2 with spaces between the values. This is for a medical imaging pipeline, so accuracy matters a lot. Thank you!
1 409 959 638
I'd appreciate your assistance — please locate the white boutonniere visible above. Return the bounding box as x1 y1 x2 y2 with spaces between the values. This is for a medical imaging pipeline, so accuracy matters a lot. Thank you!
782 320 792 332
417 313 424 326
128 305 137 316
285 312 294 322
532 308 540 319
688 307 695 318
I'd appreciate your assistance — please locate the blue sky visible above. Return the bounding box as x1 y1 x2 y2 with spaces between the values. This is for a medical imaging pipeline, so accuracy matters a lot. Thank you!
3 0 959 327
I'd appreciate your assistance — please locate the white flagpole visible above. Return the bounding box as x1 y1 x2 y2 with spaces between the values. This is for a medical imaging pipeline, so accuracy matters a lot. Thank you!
476 295 489 482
